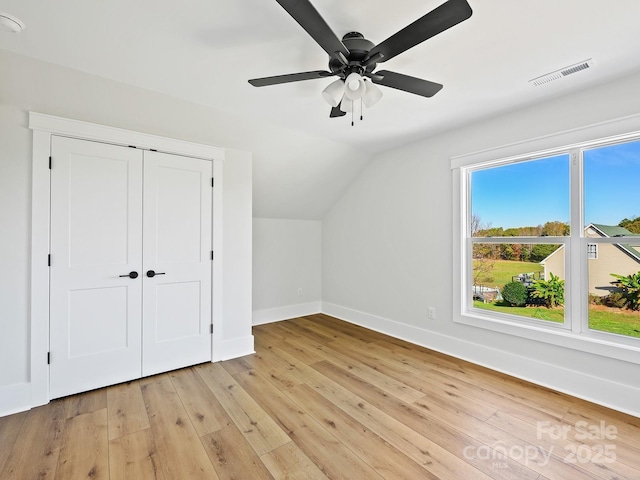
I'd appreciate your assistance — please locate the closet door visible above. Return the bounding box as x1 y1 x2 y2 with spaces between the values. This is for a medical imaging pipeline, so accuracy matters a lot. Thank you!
49 137 143 399
142 151 212 376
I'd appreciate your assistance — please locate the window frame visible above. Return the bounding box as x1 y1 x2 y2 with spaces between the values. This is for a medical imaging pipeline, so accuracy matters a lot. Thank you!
452 119 640 365
587 243 598 260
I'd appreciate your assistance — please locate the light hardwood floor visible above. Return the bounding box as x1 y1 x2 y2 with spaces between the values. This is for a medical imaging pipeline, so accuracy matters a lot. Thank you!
1 314 639 479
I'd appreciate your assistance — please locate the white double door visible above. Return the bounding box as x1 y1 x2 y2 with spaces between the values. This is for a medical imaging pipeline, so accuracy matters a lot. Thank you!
49 136 212 399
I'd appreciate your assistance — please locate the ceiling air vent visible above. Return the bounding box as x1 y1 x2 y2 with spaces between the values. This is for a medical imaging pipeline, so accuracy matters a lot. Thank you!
529 59 594 87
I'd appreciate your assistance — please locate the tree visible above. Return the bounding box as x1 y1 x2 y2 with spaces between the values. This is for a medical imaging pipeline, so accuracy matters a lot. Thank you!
619 217 640 234
542 221 570 236
470 213 482 237
530 244 560 262
471 214 496 286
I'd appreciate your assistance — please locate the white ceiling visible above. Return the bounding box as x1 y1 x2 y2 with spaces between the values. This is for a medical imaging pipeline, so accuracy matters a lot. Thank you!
3 0 640 154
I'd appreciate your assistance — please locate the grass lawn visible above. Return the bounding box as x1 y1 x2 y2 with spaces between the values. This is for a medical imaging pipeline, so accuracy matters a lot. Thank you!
473 301 640 338
473 300 564 323
589 307 640 338
474 259 544 289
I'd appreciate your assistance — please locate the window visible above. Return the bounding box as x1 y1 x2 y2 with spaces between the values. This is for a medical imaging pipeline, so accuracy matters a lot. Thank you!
453 131 640 359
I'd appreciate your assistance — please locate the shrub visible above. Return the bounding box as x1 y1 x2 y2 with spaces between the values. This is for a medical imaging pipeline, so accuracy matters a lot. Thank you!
529 273 565 308
502 281 528 306
610 271 640 310
603 292 628 309
588 294 603 305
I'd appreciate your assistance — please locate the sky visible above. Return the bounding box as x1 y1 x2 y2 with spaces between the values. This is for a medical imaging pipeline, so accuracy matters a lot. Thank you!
471 140 640 230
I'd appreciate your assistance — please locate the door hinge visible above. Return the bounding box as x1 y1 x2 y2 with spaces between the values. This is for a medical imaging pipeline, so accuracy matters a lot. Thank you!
48 254 51 267
47 352 51 364
210 324 214 334
49 156 52 169
211 177 214 188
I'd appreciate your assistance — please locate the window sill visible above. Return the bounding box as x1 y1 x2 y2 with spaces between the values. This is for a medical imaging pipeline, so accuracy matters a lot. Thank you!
454 308 640 365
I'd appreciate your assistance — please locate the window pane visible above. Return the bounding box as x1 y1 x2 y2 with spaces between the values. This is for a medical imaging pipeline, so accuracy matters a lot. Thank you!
584 140 640 232
471 155 570 237
588 240 640 338
472 243 564 324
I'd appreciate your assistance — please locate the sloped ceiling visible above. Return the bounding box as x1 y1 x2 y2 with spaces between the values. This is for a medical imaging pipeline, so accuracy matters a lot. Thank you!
2 0 640 218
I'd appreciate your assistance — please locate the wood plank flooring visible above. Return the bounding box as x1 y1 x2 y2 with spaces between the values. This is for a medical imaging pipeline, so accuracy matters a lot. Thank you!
1 314 639 479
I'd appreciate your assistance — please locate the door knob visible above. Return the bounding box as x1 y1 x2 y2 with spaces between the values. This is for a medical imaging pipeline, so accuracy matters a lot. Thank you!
146 270 166 278
119 271 139 279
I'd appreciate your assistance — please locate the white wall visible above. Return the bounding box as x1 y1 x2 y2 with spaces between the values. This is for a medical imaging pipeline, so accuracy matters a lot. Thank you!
220 149 254 358
0 51 258 414
0 105 31 388
253 218 322 324
0 50 370 221
322 70 640 417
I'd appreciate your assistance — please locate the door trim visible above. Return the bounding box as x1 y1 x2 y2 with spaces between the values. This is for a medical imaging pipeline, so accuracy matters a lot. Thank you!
29 112 225 407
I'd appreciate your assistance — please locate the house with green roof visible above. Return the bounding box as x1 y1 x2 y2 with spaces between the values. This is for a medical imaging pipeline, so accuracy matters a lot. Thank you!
540 224 640 296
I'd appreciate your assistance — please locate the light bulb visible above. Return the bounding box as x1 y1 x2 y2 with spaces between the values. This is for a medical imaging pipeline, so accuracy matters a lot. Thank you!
343 73 366 101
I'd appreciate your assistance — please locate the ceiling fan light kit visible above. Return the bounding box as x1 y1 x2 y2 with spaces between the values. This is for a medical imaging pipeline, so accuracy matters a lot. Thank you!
363 81 383 108
321 79 345 107
249 0 473 123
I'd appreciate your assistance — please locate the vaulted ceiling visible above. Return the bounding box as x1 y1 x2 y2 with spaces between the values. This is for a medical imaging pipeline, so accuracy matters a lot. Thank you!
3 0 640 217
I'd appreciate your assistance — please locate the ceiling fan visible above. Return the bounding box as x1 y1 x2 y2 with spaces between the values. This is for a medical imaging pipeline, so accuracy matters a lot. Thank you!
248 0 473 122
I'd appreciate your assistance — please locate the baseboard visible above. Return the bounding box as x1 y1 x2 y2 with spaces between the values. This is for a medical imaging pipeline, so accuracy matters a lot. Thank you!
253 301 321 326
321 302 640 418
0 382 31 417
214 334 255 361
1 335 257 418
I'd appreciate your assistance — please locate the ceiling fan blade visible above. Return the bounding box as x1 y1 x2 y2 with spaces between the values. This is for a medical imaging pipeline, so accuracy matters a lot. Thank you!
330 104 346 118
275 0 350 58
249 70 334 87
372 70 443 97
369 0 472 63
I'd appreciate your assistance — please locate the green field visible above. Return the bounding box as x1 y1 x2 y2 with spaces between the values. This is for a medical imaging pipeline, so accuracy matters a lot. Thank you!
473 300 563 323
472 302 640 338
473 259 544 289
588 308 640 338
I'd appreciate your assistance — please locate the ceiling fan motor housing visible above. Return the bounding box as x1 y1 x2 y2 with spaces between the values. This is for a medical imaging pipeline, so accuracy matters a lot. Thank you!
329 32 377 78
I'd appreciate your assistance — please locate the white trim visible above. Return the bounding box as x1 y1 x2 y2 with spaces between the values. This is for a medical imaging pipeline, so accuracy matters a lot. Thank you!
321 302 640 418
451 117 640 370
454 308 640 364
211 160 224 363
253 302 322 326
215 335 255 361
29 112 225 411
29 112 224 160
0 383 31 417
30 129 52 408
451 111 640 169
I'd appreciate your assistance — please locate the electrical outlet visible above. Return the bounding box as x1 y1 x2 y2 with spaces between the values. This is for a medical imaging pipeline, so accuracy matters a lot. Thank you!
428 307 436 320
297 288 303 297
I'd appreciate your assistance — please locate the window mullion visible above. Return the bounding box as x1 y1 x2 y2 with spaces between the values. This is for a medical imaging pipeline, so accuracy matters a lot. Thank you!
569 149 584 334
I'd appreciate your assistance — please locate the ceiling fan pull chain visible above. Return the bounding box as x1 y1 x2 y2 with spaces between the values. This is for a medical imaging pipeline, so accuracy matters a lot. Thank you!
360 98 363 121
351 102 354 127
